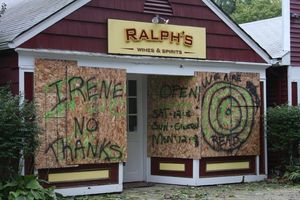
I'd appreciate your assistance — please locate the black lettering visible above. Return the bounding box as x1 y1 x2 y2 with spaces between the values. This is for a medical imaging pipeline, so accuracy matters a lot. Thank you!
49 80 67 111
113 82 123 98
87 77 99 100
68 76 86 101
110 144 123 159
86 118 99 132
74 139 85 159
87 140 99 158
74 117 84 137
99 139 111 161
100 80 112 99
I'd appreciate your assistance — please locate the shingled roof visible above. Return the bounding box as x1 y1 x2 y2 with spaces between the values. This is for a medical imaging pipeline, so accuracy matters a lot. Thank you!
241 17 287 59
0 0 90 49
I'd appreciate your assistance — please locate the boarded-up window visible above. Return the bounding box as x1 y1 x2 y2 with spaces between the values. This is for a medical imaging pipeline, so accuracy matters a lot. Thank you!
34 59 127 169
148 72 260 158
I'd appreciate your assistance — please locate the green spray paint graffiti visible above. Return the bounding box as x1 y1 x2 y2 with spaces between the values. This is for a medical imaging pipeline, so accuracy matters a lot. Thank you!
43 77 126 119
42 75 126 163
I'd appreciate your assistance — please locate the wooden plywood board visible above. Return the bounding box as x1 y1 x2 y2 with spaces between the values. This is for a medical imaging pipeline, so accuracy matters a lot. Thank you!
196 72 260 157
147 75 201 159
35 59 127 169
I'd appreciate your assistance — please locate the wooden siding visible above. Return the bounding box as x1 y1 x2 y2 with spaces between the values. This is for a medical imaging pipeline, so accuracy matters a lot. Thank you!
20 0 265 63
291 0 300 66
292 82 298 106
266 66 288 106
0 50 19 95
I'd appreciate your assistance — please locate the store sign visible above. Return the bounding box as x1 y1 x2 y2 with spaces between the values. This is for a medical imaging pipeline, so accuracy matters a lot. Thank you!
108 19 206 59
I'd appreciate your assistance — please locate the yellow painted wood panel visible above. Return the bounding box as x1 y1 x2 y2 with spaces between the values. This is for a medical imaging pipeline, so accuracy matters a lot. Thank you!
48 170 109 183
206 161 250 172
159 163 185 171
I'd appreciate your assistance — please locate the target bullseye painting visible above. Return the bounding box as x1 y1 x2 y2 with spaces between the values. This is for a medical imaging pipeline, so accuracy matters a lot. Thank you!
148 72 260 158
198 72 260 157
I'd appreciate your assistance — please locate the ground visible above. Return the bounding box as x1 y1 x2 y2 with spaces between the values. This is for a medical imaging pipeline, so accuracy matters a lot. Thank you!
62 181 300 200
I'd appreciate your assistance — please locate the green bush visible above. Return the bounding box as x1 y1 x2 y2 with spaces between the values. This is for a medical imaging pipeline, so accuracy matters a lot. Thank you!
0 175 58 200
0 86 39 181
267 105 300 176
284 164 300 183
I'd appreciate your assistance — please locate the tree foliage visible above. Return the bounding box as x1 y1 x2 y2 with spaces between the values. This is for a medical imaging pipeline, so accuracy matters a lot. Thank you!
213 0 281 23
267 105 300 166
0 86 40 181
0 3 6 18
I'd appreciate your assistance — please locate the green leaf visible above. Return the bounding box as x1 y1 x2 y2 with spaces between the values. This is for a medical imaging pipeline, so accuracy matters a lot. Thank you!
25 176 42 190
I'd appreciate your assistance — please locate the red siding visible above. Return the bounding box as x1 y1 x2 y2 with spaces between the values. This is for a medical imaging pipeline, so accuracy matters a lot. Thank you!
20 0 265 63
291 0 300 66
0 50 19 95
292 82 298 106
266 66 288 106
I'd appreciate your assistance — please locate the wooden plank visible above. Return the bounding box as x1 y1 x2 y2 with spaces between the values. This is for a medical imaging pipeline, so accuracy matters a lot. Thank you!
197 72 260 157
34 59 127 169
147 75 201 159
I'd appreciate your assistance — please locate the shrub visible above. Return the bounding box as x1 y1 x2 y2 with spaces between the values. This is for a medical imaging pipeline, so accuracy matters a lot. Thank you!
284 164 300 183
0 175 58 200
0 86 39 181
267 105 300 172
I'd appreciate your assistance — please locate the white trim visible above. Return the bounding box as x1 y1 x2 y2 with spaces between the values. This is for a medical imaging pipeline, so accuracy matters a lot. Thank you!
288 66 292 105
19 69 25 176
202 0 273 64
16 48 268 80
16 48 270 68
124 74 145 182
55 163 123 196
196 175 266 186
283 0 291 53
256 156 259 175
148 173 266 186
193 160 200 180
146 157 151 182
6 0 91 49
263 79 268 175
142 75 149 181
282 0 291 65
148 175 196 185
119 163 123 184
55 184 122 197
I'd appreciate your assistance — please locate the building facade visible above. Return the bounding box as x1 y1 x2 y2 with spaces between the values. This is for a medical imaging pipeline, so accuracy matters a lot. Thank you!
0 0 271 196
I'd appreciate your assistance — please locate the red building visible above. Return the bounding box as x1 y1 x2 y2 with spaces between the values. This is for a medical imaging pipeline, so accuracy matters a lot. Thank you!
0 0 271 196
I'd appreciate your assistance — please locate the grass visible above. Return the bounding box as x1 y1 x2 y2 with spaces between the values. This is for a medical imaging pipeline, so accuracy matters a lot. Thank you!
59 181 300 200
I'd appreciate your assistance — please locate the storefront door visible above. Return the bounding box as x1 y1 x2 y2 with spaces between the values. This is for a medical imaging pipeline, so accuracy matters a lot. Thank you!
123 74 144 182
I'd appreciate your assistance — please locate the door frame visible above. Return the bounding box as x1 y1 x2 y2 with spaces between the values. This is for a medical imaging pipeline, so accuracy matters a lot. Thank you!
123 74 147 182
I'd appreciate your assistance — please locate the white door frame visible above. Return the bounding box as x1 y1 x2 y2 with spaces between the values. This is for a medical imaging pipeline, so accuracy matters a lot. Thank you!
123 74 145 182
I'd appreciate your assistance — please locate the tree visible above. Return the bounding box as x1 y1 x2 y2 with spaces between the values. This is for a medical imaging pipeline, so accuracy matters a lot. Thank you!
213 0 282 24
0 3 6 18
231 0 281 23
213 0 237 15
0 86 39 181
